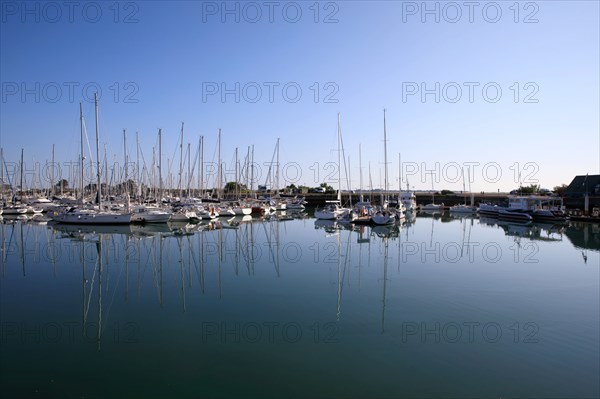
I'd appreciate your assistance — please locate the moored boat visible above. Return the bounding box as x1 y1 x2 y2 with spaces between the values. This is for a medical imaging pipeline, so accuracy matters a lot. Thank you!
53 207 133 224
130 205 171 223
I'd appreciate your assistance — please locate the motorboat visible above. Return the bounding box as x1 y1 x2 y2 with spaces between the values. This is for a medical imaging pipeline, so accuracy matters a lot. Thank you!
130 205 171 223
449 204 478 214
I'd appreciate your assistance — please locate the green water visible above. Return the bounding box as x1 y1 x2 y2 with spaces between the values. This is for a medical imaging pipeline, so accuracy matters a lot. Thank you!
1 213 598 398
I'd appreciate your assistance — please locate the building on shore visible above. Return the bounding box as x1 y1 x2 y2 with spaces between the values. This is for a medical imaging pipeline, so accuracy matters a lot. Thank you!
564 175 600 198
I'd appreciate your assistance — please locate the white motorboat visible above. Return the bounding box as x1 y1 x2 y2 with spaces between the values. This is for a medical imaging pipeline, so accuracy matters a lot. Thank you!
498 208 533 222
372 209 396 225
27 198 59 212
170 208 199 222
399 191 417 212
421 203 444 211
285 197 307 210
231 204 252 215
130 205 171 223
314 202 344 220
478 203 507 216
197 205 219 220
449 204 478 214
487 195 567 223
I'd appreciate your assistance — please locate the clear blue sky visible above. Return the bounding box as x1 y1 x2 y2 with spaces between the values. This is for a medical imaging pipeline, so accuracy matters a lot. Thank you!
1 0 598 192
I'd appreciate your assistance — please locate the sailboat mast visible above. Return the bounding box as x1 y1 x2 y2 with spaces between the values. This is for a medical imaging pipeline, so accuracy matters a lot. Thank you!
245 146 250 192
104 146 109 200
50 144 55 197
123 129 129 211
337 113 341 202
158 128 163 204
398 152 401 195
251 145 255 196
217 129 221 199
348 155 352 207
19 148 24 199
235 147 239 198
196 137 201 196
383 109 388 205
136 131 141 199
199 136 204 197
94 93 101 206
179 122 184 199
276 138 280 193
187 142 191 198
359 144 363 203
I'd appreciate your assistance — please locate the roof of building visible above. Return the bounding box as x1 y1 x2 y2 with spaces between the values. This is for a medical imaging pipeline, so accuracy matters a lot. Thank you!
564 175 600 196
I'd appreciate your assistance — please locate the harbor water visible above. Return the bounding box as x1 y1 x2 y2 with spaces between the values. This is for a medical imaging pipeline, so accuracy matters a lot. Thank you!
1 212 598 398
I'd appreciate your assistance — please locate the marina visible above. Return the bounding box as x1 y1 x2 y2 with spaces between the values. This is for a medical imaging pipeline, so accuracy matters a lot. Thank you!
2 1 598 397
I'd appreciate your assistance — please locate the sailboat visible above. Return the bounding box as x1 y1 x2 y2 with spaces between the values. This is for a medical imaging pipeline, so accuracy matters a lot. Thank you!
315 114 348 220
420 173 444 212
2 149 35 215
398 153 417 213
351 144 376 224
53 95 132 225
372 110 398 225
449 167 477 214
124 129 171 223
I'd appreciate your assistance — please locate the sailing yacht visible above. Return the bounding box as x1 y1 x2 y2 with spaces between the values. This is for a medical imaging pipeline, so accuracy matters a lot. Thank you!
54 207 132 224
315 114 349 220
421 167 445 212
449 168 477 214
372 110 397 226
53 95 132 225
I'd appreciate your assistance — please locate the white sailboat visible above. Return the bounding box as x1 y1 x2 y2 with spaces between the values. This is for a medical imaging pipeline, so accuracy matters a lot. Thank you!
53 95 132 225
372 109 397 225
398 153 417 212
421 174 444 212
450 167 477 214
315 114 347 220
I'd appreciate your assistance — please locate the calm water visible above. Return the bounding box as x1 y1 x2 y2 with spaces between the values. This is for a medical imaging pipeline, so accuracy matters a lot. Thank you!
1 212 598 398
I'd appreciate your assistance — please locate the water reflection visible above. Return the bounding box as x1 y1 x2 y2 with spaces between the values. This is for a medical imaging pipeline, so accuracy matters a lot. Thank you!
0 213 597 333
1 212 598 398
479 216 565 242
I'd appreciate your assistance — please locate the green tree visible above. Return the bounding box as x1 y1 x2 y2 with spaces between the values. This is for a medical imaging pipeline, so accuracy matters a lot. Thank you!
320 182 335 193
54 179 68 190
553 184 568 196
519 184 540 194
224 181 247 193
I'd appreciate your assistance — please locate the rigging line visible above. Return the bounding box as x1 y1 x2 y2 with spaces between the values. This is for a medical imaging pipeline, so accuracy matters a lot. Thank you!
187 139 200 188
83 245 100 325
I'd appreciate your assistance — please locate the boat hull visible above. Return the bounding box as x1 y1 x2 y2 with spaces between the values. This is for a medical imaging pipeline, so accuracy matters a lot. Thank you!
498 210 533 222
372 214 395 225
53 212 132 225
